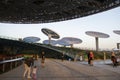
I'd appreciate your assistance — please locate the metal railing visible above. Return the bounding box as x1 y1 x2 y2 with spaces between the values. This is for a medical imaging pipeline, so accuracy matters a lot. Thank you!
0 57 24 64
0 57 24 73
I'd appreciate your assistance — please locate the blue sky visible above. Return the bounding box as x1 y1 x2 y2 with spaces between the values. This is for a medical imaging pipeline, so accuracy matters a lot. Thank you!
0 7 120 50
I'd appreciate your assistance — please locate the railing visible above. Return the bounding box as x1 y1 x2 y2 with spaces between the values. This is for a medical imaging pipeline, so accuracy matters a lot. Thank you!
0 56 24 73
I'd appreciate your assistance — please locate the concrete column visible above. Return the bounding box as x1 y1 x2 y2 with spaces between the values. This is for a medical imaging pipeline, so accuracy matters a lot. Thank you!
74 54 78 62
48 35 51 45
103 52 106 61
117 43 120 49
95 37 99 52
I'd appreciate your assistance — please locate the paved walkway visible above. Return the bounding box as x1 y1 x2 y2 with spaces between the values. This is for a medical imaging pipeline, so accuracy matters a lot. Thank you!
0 59 120 80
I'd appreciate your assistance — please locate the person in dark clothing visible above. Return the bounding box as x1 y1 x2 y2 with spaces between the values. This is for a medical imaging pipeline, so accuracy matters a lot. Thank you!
30 57 34 67
61 55 64 62
87 51 90 64
111 52 118 67
89 51 94 66
61 52 64 62
41 51 45 67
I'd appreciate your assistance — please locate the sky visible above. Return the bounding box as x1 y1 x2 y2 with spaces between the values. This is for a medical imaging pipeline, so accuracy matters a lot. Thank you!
0 7 120 50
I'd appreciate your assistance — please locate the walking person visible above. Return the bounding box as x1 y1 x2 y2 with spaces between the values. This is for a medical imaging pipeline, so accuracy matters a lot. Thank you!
61 53 64 62
23 58 31 78
86 51 90 64
23 59 29 78
89 51 94 66
32 66 38 80
30 57 35 67
41 51 45 67
26 58 32 79
111 52 118 67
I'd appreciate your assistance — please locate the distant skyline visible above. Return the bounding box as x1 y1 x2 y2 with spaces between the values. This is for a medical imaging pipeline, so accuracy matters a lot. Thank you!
0 7 120 50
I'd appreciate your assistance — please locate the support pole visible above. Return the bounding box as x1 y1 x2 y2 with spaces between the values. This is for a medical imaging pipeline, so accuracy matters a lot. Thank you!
95 37 99 52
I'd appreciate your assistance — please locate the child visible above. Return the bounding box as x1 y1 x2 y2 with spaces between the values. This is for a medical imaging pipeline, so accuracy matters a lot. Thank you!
32 66 37 80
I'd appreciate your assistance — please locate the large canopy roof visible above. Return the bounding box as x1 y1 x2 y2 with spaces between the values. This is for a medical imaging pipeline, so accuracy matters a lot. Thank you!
0 0 119 24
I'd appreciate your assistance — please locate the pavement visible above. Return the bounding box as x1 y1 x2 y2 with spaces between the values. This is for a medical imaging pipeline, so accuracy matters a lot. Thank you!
0 58 120 80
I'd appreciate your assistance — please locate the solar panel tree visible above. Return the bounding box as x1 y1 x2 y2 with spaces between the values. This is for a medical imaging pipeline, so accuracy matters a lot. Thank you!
60 37 82 61
41 28 60 45
85 31 110 52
